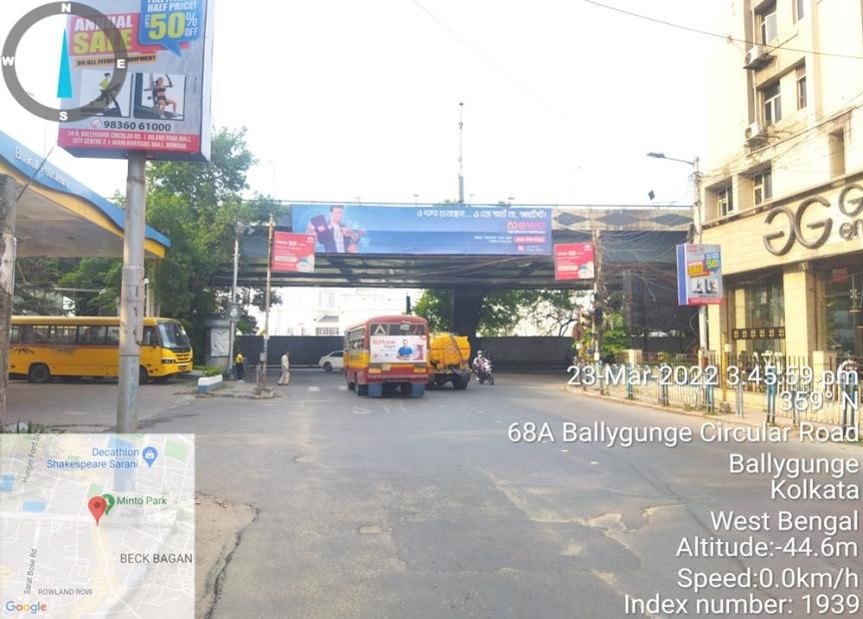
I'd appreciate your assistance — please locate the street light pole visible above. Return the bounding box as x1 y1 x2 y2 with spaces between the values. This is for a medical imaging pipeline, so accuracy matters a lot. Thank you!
227 224 241 379
256 214 275 394
647 152 708 356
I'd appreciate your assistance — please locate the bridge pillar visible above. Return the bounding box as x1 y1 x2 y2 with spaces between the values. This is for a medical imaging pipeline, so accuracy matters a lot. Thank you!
451 286 485 347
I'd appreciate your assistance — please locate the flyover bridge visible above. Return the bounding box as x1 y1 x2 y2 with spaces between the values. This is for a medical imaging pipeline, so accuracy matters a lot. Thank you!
217 201 693 337
218 202 691 290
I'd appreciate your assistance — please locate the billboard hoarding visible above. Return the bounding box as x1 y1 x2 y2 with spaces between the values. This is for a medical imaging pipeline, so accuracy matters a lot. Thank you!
58 0 214 162
676 243 723 305
292 204 552 256
272 232 316 273
554 243 595 280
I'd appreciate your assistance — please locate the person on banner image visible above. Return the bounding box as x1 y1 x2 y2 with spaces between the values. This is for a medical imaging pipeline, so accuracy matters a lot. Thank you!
279 352 291 385
97 72 122 115
306 205 364 253
235 351 246 381
149 76 177 118
397 339 414 360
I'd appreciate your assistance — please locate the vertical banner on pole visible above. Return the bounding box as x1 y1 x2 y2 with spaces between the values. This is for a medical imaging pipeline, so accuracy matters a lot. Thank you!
676 243 724 305
554 243 595 281
272 232 316 273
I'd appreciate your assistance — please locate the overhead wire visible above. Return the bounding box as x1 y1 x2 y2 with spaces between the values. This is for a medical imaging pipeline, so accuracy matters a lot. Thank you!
583 0 863 61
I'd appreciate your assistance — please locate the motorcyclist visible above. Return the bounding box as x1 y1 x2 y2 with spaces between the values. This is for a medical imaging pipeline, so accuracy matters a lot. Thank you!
472 350 493 383
472 350 485 374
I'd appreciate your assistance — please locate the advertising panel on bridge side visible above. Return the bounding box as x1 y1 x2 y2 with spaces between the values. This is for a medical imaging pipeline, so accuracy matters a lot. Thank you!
58 0 215 162
676 243 724 305
272 231 316 273
292 204 552 255
554 243 595 280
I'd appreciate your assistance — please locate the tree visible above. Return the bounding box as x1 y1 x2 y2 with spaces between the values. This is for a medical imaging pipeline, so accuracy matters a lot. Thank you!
413 288 583 337
413 289 452 332
144 127 276 360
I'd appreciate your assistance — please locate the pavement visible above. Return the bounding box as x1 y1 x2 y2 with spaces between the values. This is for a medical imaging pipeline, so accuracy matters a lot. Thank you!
6 369 862 618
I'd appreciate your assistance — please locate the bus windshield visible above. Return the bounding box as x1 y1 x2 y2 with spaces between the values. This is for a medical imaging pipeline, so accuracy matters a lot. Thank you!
158 322 191 350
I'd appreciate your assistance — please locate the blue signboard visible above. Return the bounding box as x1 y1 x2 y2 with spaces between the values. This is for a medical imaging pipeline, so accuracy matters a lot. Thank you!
291 204 552 255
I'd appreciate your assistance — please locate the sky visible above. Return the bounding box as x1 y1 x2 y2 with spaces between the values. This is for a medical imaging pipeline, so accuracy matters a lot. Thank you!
0 0 718 208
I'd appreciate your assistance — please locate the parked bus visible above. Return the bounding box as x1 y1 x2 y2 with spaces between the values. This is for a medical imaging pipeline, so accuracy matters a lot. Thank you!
9 316 193 384
344 315 429 397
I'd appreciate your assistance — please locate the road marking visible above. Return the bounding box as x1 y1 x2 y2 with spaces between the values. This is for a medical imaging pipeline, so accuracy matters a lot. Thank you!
560 449 570 453
590 461 600 466
338 385 348 391
352 407 371 415
308 386 321 392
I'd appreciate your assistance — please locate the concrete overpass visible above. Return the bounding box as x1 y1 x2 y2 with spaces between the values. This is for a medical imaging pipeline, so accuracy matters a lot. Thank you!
218 202 691 290
217 202 692 338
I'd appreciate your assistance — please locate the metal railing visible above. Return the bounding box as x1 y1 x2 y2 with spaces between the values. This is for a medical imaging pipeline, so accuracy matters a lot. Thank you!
569 355 860 436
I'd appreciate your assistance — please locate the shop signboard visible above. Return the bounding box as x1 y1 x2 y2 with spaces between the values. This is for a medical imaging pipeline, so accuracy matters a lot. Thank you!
272 231 316 273
676 243 723 305
291 204 551 256
554 243 595 280
58 0 215 161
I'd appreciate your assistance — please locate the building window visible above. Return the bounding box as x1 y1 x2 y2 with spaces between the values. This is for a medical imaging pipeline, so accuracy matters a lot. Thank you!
753 170 772 205
756 2 777 43
829 131 846 178
794 0 805 22
715 185 734 217
796 65 806 109
762 82 781 125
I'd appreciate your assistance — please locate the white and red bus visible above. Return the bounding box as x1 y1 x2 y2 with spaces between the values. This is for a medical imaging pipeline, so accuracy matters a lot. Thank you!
344 315 429 397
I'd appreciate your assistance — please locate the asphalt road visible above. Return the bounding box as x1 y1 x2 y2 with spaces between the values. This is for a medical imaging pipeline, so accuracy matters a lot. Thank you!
9 370 863 617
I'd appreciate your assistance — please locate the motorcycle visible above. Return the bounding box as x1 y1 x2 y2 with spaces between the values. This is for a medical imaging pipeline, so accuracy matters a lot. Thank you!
473 357 495 385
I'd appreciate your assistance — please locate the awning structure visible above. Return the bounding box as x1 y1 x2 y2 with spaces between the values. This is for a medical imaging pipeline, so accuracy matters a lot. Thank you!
0 130 170 259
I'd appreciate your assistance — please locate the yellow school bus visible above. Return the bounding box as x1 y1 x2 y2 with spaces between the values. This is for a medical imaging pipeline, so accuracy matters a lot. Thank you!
9 316 193 383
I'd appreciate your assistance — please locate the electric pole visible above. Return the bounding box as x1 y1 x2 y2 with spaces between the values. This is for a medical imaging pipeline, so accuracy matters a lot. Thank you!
458 102 465 204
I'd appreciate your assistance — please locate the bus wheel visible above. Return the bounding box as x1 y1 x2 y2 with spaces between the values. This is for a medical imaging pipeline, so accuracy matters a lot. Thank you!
357 384 369 396
347 381 356 391
28 364 51 384
139 367 150 384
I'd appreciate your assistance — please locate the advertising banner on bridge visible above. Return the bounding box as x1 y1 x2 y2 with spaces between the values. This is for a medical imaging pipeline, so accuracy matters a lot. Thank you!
272 231 315 273
58 0 215 161
554 243 595 280
676 243 723 305
292 204 552 255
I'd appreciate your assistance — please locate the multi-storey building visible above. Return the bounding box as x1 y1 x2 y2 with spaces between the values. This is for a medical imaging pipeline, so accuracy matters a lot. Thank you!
701 0 863 361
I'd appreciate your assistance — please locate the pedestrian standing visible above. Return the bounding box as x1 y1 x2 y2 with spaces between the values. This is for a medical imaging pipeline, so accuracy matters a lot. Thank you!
235 351 246 381
278 352 291 385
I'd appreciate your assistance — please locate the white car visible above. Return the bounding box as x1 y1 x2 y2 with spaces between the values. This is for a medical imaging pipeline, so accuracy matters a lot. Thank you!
319 350 344 372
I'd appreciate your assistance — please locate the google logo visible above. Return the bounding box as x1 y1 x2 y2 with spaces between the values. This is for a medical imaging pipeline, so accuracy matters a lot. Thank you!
4 600 48 614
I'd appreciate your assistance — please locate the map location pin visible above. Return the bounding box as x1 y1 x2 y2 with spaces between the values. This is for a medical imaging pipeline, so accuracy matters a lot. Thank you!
142 446 158 468
88 496 107 526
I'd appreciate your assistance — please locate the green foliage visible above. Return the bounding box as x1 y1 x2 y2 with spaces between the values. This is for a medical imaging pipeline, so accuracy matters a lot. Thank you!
413 289 452 331
58 257 122 315
600 311 630 360
14 258 70 314
145 127 276 361
14 257 122 315
413 288 583 337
